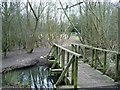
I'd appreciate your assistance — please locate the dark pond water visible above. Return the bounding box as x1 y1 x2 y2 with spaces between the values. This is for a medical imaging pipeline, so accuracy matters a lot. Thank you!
2 66 54 89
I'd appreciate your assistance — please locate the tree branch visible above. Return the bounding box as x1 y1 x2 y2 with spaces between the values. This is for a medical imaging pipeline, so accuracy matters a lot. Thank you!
57 2 83 10
59 0 84 44
28 1 38 20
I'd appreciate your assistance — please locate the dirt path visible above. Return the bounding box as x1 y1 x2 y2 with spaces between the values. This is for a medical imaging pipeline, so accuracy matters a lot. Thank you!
2 47 51 73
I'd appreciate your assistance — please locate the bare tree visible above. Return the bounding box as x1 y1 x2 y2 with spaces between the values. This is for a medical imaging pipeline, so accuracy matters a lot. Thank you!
26 0 47 53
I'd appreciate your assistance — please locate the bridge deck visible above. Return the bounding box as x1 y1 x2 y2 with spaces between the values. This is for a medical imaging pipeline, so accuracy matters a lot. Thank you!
68 61 118 88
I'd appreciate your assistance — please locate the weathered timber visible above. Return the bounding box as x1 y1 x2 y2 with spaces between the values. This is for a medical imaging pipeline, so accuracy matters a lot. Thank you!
94 49 97 69
54 43 81 57
103 51 107 74
72 43 120 54
115 54 120 81
91 49 95 67
83 47 87 63
55 55 74 86
74 56 78 88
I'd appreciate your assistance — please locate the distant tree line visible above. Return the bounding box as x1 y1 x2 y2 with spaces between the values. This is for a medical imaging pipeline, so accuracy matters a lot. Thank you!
1 0 119 57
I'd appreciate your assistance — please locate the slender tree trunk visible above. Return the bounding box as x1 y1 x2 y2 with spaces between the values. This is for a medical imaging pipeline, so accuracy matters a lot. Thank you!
118 1 120 84
118 1 120 52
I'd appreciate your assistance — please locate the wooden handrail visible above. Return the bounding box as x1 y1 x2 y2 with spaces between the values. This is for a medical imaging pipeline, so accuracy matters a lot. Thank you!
71 43 120 82
55 55 74 86
53 43 82 57
47 43 80 88
72 43 120 54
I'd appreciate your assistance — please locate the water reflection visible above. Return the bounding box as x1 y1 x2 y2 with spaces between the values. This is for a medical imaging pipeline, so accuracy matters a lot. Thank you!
2 66 54 89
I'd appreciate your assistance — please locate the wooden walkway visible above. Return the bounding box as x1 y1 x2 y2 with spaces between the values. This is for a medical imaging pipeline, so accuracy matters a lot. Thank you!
77 61 117 88
58 61 118 89
48 43 119 89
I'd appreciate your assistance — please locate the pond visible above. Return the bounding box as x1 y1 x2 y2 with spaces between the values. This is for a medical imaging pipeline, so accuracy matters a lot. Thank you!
2 66 55 89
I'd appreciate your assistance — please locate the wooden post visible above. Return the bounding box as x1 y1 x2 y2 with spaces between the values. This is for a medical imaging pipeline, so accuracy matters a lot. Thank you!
71 44 74 51
74 56 78 88
83 47 86 63
94 49 97 69
51 45 55 56
78 46 81 54
67 52 69 77
55 55 74 86
115 54 120 81
61 50 65 69
103 51 107 74
58 47 60 64
54 46 57 59
75 45 77 53
71 56 75 85
91 49 95 67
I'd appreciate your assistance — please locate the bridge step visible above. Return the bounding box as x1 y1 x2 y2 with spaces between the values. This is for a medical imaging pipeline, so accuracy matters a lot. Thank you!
50 68 63 72
48 59 55 63
50 68 63 73
56 85 80 89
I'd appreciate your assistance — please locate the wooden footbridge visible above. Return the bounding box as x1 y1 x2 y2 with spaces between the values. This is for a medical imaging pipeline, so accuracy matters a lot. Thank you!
47 43 120 89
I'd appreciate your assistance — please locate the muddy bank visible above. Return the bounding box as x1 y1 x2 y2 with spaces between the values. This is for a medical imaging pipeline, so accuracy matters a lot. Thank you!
2 48 51 73
2 57 52 73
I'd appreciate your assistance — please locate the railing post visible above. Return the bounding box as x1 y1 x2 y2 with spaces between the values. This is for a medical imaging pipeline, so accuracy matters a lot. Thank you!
61 50 65 69
75 45 77 53
103 51 107 74
83 47 86 63
94 49 97 69
55 55 74 86
115 54 120 81
71 44 75 52
71 55 75 85
54 45 57 59
78 46 81 54
91 49 95 67
58 47 60 64
67 52 69 77
74 56 78 88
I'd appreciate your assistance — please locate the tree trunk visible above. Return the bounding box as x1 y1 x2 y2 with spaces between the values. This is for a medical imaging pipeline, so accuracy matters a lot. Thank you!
118 1 120 52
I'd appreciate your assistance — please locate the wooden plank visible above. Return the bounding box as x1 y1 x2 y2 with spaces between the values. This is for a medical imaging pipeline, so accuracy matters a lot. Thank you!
50 68 63 72
56 85 80 89
78 46 81 54
67 52 69 77
53 43 81 57
72 43 120 54
47 45 54 56
91 49 95 67
103 51 107 74
75 45 77 52
94 49 97 69
55 55 74 86
77 61 117 88
83 47 86 63
114 54 120 81
48 60 55 63
74 56 78 88
61 50 65 69
56 85 74 89
71 58 74 85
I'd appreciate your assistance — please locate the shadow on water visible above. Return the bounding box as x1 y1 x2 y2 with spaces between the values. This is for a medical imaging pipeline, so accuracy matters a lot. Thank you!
2 66 55 89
